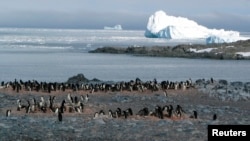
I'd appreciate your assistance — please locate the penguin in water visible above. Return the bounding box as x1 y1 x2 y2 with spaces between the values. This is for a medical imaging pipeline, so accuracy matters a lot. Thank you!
58 111 62 122
6 109 11 117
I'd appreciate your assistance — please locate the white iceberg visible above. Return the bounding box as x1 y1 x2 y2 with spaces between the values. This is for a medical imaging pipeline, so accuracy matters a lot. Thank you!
104 24 123 30
145 10 247 44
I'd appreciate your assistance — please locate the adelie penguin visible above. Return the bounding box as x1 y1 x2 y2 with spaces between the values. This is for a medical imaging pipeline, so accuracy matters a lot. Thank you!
58 111 62 122
213 114 217 120
6 109 11 117
190 111 198 119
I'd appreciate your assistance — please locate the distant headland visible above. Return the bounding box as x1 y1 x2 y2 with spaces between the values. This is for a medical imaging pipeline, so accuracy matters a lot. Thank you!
89 39 250 60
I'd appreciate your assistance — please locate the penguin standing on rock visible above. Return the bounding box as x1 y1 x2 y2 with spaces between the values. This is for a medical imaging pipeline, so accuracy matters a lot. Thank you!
58 111 62 122
6 109 11 117
213 114 217 120
190 110 198 119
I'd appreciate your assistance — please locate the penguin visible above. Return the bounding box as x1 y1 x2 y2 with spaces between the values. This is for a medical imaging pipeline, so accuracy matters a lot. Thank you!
137 107 149 116
99 110 105 116
60 100 66 113
175 105 185 118
85 94 89 103
213 114 217 120
123 111 128 119
116 108 122 117
211 77 214 83
26 100 31 114
74 96 78 104
155 105 163 119
108 109 114 118
168 105 173 118
162 105 170 117
54 107 59 114
94 112 99 118
80 103 84 112
58 111 62 122
67 93 73 104
193 111 198 119
17 99 22 111
127 108 133 116
163 90 168 97
6 109 11 117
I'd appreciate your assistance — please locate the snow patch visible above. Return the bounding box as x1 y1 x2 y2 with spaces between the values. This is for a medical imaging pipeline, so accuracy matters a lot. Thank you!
189 48 217 53
235 52 250 57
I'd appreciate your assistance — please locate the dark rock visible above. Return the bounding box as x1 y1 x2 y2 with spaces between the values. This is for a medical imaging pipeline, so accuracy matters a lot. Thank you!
218 80 228 85
67 73 89 83
230 81 243 87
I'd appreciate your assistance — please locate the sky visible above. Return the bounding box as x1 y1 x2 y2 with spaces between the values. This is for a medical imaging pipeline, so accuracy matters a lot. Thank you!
0 0 249 31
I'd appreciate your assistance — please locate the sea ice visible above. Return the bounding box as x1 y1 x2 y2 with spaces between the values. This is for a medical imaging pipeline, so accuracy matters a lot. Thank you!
145 10 246 44
104 24 123 30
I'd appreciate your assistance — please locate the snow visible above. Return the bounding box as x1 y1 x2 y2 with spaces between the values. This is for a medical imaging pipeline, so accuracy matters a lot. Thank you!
235 52 250 57
145 10 248 44
189 48 217 53
104 24 123 30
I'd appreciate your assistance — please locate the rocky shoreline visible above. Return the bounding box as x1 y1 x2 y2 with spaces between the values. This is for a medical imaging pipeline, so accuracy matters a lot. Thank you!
89 39 250 60
0 74 249 141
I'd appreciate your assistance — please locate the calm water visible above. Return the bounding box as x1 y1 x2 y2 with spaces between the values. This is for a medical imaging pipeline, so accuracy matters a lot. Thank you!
0 28 249 82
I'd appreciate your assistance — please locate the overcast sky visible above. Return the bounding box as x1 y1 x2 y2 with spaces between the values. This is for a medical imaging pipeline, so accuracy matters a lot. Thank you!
0 0 249 31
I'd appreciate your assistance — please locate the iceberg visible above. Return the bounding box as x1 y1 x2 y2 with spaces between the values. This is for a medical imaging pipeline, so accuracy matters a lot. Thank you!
104 24 123 30
145 10 246 44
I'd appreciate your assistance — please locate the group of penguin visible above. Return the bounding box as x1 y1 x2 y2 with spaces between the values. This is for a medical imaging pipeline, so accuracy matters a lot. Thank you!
6 93 89 122
5 90 217 122
93 104 217 121
1 77 194 95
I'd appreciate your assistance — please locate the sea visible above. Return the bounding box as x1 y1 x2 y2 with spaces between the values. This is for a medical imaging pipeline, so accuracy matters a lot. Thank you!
0 28 250 82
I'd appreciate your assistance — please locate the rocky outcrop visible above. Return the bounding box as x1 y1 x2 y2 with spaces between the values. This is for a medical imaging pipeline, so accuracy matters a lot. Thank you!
89 39 250 60
195 79 250 101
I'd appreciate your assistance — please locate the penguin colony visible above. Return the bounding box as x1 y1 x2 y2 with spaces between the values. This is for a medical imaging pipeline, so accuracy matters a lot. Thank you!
0 78 195 94
2 78 217 121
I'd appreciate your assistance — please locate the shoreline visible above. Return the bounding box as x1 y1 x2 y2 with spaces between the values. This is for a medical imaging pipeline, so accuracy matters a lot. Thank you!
89 39 250 60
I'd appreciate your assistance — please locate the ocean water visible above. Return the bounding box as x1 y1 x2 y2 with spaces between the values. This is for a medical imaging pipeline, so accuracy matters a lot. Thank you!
0 28 249 82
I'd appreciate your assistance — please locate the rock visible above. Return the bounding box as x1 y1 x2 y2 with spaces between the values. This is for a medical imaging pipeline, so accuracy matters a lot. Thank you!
112 95 132 103
67 73 89 83
94 119 106 125
218 79 228 85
